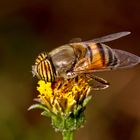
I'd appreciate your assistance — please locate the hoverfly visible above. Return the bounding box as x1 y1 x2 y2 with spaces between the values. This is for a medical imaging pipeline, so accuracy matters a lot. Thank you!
32 32 140 90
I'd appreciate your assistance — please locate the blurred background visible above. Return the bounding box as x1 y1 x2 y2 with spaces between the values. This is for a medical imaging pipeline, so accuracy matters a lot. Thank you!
0 0 140 140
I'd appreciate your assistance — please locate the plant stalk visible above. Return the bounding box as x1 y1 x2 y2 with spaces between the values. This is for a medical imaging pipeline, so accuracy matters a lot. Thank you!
62 131 74 140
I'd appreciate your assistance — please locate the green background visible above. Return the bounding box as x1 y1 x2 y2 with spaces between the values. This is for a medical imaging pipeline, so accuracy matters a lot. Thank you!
0 0 140 140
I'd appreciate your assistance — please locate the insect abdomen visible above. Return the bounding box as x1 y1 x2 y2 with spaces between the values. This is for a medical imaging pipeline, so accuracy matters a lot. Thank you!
89 43 118 69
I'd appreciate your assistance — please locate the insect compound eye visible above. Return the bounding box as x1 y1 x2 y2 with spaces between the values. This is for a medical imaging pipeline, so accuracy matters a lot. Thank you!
33 52 56 82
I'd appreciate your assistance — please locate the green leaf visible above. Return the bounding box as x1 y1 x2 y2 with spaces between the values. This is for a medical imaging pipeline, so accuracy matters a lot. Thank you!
73 105 82 116
28 103 51 113
41 111 53 117
83 96 92 107
51 112 85 132
51 116 64 132
75 112 85 128
28 104 56 118
28 103 47 111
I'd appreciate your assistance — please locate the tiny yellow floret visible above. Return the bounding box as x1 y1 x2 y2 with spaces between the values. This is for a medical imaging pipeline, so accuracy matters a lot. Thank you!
37 80 53 96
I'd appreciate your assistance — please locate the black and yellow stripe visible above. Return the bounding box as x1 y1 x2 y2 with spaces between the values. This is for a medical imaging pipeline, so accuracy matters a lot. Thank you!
32 52 56 82
87 43 119 69
105 45 118 67
87 43 105 68
98 44 119 67
96 43 106 66
86 45 93 62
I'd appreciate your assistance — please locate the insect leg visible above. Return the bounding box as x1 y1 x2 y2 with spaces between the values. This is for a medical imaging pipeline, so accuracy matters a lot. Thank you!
86 74 110 90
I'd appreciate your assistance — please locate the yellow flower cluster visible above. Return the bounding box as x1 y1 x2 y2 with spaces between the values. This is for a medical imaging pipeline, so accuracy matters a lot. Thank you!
37 76 91 116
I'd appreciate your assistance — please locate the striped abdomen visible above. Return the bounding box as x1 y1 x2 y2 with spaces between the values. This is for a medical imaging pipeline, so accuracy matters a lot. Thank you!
85 43 119 70
32 52 56 82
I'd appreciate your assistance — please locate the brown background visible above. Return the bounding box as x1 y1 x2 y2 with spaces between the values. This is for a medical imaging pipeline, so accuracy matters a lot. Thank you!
0 0 140 140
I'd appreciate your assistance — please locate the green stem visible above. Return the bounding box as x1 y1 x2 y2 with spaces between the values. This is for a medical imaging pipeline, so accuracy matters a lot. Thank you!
62 131 74 140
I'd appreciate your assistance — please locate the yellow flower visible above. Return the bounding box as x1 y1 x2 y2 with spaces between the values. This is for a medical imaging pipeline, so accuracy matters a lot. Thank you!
36 75 91 116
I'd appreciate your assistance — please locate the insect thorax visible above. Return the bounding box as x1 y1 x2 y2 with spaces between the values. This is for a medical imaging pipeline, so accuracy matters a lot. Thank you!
49 45 77 79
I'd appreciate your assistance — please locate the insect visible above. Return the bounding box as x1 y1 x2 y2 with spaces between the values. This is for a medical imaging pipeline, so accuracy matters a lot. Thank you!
32 31 140 90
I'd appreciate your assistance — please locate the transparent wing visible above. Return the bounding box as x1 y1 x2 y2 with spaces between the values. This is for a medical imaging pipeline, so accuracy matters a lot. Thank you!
86 74 110 90
86 31 131 43
113 49 140 69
